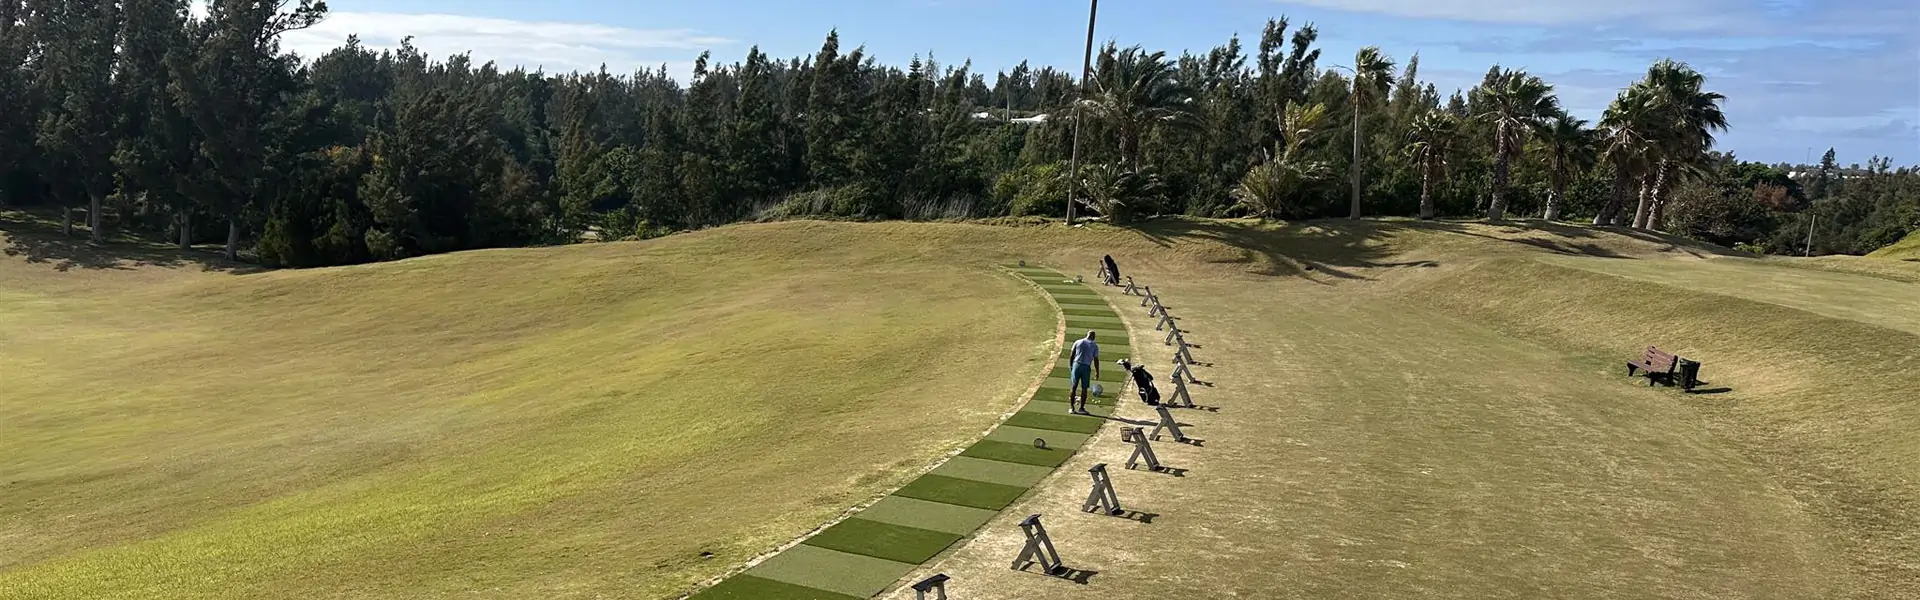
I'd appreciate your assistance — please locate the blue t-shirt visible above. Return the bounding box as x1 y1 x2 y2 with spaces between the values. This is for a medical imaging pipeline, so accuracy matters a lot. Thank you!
1070 338 1100 366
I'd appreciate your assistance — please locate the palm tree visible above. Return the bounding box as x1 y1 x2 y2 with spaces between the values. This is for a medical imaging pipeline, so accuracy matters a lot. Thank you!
1636 60 1728 230
1472 68 1559 221
1536 111 1596 221
1404 110 1459 220
1594 85 1658 226
1078 162 1164 223
1233 102 1331 220
1343 46 1395 220
1077 44 1198 170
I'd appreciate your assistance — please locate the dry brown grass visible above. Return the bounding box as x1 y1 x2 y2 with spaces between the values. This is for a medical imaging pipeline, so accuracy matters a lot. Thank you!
881 219 1916 599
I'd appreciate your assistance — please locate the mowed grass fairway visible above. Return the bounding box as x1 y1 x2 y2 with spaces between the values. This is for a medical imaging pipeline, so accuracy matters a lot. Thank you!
6 218 1919 599
0 221 1057 599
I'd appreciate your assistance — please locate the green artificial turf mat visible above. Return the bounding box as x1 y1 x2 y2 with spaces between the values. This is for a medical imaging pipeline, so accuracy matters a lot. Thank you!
1061 307 1121 318
1040 284 1097 294
960 439 1072 468
1064 320 1126 332
986 425 1091 450
801 518 964 565
690 575 862 600
1048 364 1127 383
748 545 918 599
1042 376 1131 393
1055 304 1112 312
1060 323 1128 335
1059 347 1130 360
1026 399 1117 418
1066 312 1124 323
1053 296 1111 306
1031 386 1117 406
929 456 1058 487
855 496 999 535
892 474 1030 510
1004 410 1106 434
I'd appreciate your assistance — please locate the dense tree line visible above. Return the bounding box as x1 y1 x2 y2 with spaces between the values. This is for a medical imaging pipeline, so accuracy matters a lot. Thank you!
0 2 1914 267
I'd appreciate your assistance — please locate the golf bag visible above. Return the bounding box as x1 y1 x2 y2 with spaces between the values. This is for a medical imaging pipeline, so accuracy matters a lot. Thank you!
1128 363 1161 406
1102 255 1122 286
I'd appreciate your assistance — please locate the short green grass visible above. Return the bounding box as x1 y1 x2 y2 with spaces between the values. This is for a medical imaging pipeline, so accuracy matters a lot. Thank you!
800 518 963 564
890 475 1029 511
958 440 1073 468
691 575 862 600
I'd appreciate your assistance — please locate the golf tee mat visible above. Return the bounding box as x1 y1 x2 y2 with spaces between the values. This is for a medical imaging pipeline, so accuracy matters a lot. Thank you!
688 265 1130 599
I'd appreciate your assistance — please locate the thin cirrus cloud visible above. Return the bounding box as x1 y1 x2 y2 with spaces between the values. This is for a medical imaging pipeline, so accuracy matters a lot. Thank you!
1272 0 1745 29
280 12 733 75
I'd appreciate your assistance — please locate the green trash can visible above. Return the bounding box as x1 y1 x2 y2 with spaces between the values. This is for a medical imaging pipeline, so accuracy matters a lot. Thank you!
1675 358 1702 390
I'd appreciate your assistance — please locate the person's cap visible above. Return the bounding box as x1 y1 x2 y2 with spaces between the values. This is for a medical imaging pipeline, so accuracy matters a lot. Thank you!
1086 330 1097 338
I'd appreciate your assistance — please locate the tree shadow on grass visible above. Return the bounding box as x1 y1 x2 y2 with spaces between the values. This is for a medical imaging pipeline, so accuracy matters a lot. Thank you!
1421 219 1746 259
1 211 261 274
1119 216 1742 283
1127 218 1425 282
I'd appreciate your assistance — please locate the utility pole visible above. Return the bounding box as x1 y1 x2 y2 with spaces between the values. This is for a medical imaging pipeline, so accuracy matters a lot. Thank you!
1066 0 1098 226
1804 212 1817 256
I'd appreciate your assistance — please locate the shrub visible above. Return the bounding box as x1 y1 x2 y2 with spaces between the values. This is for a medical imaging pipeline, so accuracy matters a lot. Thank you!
997 163 1067 218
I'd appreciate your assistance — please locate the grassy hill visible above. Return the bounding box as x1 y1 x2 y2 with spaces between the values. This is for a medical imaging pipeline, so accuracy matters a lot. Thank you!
0 219 1060 599
1867 228 1920 260
6 216 1917 599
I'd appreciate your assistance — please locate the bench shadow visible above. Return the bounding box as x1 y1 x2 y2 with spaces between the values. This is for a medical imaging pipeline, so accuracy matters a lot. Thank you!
1128 465 1188 477
1116 510 1157 524
1686 387 1733 395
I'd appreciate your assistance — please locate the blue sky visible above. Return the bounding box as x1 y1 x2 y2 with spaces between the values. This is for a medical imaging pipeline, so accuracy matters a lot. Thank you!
277 0 1918 165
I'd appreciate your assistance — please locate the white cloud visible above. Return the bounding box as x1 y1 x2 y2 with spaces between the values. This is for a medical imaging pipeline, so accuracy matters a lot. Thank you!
1273 0 1740 28
1777 111 1919 136
275 11 733 77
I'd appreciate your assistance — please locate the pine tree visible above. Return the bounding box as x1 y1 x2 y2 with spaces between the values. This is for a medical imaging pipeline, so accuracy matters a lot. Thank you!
33 0 119 242
167 0 326 259
804 30 852 187
1811 147 1837 200
115 0 198 248
0 0 33 207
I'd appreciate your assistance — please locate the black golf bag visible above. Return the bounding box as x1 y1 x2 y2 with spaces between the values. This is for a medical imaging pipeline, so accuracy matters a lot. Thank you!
1128 363 1161 405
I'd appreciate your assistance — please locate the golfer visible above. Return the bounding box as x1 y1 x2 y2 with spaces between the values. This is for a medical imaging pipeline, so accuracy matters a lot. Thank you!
1067 330 1100 415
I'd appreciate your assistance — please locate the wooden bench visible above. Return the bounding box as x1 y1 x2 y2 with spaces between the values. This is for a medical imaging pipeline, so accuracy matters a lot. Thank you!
1626 346 1698 389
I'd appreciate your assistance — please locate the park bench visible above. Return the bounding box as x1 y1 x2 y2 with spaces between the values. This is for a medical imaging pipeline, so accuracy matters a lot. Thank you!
1625 346 1700 390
